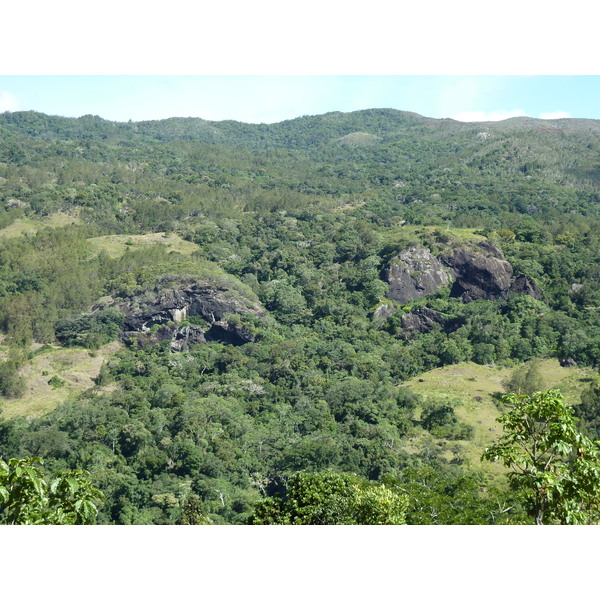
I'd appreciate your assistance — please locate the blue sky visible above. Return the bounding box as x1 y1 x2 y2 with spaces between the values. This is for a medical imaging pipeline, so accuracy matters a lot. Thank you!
1 76 599 124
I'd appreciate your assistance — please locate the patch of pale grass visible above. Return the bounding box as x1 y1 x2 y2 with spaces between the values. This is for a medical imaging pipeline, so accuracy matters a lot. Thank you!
87 232 199 258
1 341 121 420
0 213 81 240
402 359 595 476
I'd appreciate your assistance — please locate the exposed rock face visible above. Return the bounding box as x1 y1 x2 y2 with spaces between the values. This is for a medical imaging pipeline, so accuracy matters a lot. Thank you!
570 283 584 294
373 302 397 321
382 241 542 307
99 275 265 350
114 277 264 331
125 323 207 352
476 240 505 260
560 357 577 367
205 319 258 345
509 274 542 300
443 244 513 302
384 247 451 303
399 307 447 338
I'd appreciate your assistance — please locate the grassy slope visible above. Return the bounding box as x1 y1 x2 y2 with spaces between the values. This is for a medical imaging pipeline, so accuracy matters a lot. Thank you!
393 225 486 241
380 225 487 251
0 341 121 420
0 213 81 240
87 232 199 258
402 359 596 481
0 216 199 259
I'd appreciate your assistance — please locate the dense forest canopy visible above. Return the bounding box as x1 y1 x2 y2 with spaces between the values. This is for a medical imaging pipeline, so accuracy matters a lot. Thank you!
1 108 599 524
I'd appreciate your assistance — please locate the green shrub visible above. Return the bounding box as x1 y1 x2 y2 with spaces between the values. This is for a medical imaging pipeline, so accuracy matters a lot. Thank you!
55 308 125 348
48 375 65 389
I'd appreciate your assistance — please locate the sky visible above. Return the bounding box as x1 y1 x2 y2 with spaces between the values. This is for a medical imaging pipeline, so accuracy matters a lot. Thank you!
2 0 598 125
1 75 599 124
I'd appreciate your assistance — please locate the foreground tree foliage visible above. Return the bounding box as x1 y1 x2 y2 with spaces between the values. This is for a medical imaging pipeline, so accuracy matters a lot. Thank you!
248 471 408 525
0 456 104 524
382 467 526 524
482 390 600 525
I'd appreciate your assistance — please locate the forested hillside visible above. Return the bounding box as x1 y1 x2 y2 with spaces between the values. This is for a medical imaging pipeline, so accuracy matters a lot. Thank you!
1 108 600 524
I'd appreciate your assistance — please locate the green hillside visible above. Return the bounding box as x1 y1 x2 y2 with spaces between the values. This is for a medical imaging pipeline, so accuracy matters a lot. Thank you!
1 109 600 525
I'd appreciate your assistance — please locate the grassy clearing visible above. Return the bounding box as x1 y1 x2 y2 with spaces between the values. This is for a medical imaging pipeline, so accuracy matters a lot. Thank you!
402 225 486 241
87 232 199 258
0 341 122 420
337 132 381 147
381 225 487 250
44 212 81 228
0 218 38 239
0 213 81 240
402 359 596 479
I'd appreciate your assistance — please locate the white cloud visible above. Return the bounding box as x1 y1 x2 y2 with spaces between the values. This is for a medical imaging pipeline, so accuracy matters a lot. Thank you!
450 108 528 122
0 90 19 112
538 110 571 119
437 77 487 116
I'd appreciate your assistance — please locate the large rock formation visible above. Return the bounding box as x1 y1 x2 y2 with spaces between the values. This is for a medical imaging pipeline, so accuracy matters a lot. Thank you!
442 244 514 302
398 307 448 338
384 247 451 303
509 273 542 300
372 301 397 322
97 275 265 350
383 241 542 306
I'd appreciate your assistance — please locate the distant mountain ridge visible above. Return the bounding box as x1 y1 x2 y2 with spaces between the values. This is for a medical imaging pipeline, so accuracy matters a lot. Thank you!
2 106 600 195
3 107 600 146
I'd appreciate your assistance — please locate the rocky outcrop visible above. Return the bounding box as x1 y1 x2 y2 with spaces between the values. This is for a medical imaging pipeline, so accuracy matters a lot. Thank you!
373 302 397 321
475 240 505 260
398 307 462 339
399 307 448 338
560 357 577 367
112 276 265 331
384 247 451 303
382 241 542 307
205 319 258 345
125 323 207 352
443 245 513 302
509 274 542 300
97 275 265 350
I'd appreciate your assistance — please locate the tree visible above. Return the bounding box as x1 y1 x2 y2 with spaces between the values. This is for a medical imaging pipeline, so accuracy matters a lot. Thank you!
501 359 544 397
247 471 408 525
0 359 26 399
382 466 525 525
574 377 600 440
180 493 213 525
0 456 104 525
482 390 600 524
